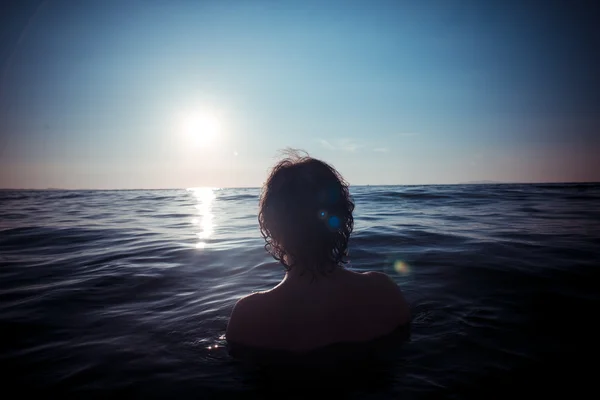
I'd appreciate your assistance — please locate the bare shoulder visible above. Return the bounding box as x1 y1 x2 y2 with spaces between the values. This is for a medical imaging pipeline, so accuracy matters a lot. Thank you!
364 270 399 287
225 293 265 345
363 271 411 324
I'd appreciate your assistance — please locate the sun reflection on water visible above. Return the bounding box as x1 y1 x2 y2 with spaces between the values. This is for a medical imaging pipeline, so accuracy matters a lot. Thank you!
187 187 216 249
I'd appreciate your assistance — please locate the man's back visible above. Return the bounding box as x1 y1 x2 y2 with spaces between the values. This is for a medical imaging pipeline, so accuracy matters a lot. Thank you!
226 268 410 352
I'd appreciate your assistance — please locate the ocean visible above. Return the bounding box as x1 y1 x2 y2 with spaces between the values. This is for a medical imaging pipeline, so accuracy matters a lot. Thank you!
1 184 599 398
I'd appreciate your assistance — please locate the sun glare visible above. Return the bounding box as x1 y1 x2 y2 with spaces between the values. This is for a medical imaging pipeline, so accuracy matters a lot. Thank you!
181 111 221 147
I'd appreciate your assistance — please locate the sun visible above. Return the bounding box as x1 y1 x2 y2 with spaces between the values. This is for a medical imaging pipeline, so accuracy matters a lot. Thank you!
181 111 221 147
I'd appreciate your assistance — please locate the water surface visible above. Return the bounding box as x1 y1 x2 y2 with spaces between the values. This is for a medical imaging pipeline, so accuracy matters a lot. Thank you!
1 184 599 397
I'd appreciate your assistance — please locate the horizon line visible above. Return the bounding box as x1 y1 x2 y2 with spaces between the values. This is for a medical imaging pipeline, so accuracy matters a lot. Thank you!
1 181 599 191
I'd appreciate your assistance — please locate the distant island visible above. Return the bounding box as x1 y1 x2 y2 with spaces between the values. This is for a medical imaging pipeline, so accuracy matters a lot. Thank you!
459 180 505 184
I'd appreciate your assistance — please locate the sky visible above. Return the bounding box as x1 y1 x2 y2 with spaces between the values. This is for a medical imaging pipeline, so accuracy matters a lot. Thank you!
0 0 598 189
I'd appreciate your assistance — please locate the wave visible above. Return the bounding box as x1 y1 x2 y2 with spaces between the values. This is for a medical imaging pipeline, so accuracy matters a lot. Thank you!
0 226 117 247
48 192 88 200
129 194 179 201
372 191 454 200
217 193 259 201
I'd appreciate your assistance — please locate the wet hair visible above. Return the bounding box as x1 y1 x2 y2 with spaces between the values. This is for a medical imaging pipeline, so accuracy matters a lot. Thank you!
258 150 354 276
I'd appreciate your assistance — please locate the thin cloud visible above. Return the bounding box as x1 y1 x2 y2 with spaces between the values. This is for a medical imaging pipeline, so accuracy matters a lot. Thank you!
373 147 389 153
318 139 335 150
318 138 361 152
339 138 361 152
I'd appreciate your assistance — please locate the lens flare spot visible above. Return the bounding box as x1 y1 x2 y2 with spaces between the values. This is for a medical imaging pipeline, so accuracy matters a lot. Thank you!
394 260 410 275
328 215 340 229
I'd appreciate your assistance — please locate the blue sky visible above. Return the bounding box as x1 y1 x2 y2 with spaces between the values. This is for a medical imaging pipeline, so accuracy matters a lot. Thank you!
1 0 598 188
